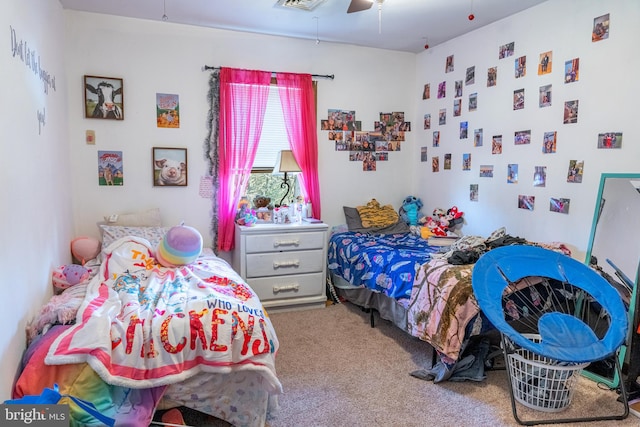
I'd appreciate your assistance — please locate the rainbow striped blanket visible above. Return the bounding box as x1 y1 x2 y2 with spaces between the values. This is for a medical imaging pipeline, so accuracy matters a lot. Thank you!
45 236 282 392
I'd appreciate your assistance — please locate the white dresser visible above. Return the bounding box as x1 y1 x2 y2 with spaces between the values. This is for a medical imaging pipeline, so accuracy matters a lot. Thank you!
233 222 329 311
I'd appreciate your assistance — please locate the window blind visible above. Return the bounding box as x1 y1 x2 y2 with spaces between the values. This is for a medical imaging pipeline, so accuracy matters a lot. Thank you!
253 86 290 170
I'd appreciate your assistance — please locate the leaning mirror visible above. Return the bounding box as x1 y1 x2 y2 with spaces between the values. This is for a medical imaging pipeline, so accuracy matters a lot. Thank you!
583 173 640 389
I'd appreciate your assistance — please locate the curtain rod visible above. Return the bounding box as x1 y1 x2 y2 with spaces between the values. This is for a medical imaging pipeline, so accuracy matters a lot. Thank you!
202 65 334 80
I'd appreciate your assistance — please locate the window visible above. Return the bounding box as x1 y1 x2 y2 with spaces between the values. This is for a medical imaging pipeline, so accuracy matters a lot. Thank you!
244 82 299 208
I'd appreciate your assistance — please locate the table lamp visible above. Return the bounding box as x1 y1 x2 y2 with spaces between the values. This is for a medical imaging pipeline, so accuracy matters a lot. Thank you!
273 150 301 207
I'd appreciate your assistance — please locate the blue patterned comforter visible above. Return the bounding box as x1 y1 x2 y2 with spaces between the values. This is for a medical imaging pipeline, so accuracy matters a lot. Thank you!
327 231 439 301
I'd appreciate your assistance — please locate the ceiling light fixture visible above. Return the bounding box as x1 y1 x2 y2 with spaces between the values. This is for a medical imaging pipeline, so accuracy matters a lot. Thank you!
162 0 168 21
468 0 475 21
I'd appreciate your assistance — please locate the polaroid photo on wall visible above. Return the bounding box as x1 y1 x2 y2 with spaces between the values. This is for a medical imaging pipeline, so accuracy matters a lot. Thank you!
567 160 584 183
539 85 552 108
465 66 475 85
507 164 518 184
565 58 579 83
422 83 430 100
469 93 478 111
444 153 452 170
474 128 483 147
499 42 515 59
550 197 570 214
492 135 503 154
533 166 547 187
480 165 493 177
487 67 497 87
470 184 479 202
592 13 610 42
597 132 622 149
538 51 552 75
564 100 579 124
462 153 471 171
515 55 526 78
518 195 535 211
514 130 531 145
513 89 525 110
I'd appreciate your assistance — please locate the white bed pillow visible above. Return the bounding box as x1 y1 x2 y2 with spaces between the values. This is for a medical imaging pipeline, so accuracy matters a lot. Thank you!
99 225 170 251
105 208 162 227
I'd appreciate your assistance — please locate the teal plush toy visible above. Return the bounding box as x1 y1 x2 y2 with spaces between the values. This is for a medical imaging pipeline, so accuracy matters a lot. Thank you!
399 196 424 226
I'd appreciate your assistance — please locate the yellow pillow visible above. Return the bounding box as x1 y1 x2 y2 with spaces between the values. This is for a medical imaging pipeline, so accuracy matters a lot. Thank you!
356 199 399 228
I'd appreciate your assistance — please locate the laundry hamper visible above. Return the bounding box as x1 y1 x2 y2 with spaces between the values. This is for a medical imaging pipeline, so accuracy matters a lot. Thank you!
472 245 630 425
504 333 588 412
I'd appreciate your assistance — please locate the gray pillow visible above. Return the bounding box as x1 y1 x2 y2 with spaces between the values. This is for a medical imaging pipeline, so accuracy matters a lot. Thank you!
343 206 363 230
343 206 410 235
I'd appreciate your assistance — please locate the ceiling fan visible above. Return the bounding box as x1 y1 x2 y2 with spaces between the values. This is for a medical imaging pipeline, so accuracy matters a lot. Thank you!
347 0 384 33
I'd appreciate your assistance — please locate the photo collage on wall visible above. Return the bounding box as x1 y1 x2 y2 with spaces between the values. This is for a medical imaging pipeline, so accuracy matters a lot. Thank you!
419 12 619 214
322 110 410 172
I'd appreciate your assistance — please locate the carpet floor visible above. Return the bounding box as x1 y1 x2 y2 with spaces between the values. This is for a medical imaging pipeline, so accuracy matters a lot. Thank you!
153 301 637 426
266 301 636 427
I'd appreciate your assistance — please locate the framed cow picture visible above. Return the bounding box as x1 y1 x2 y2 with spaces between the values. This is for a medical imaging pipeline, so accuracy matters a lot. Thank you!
152 147 187 187
84 75 124 120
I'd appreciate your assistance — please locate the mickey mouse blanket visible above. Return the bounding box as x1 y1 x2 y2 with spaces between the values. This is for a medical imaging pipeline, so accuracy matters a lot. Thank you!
46 236 282 393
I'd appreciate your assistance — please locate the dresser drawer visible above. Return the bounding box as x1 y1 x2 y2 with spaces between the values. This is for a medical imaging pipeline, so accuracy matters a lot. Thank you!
246 249 323 277
245 231 325 253
247 273 324 302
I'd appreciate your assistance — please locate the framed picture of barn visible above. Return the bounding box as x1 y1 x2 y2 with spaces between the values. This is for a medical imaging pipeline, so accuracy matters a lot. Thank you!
152 147 187 187
84 75 124 120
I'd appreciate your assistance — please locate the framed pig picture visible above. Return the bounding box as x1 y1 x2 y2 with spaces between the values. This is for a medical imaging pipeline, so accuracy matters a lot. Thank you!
152 147 187 187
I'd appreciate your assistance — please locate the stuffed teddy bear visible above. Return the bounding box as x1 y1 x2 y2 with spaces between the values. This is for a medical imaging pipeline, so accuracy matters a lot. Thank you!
253 195 272 209
399 196 424 226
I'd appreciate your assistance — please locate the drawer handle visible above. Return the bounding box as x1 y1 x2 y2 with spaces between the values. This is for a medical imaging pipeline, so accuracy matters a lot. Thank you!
273 260 300 269
273 239 300 247
273 284 300 293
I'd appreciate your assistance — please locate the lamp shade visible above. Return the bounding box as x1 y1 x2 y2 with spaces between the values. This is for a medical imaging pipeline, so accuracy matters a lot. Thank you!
273 150 301 174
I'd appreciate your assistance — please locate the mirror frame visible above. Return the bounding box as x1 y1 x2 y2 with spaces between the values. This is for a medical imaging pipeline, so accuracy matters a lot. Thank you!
582 172 640 388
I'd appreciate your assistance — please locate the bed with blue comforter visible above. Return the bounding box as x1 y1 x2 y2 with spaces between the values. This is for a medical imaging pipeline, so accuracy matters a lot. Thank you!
327 231 440 301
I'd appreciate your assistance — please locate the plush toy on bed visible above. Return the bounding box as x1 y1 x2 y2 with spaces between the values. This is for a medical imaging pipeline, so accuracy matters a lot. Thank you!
155 223 203 268
52 264 91 294
399 196 424 226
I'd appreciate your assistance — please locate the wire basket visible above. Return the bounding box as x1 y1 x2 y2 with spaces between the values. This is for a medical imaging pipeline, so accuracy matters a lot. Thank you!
504 333 590 413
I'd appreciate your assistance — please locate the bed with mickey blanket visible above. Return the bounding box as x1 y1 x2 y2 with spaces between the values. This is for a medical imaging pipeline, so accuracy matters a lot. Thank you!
328 202 573 380
12 221 281 427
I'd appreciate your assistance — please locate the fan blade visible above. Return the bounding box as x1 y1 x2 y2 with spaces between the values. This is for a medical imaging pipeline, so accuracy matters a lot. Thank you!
347 0 374 14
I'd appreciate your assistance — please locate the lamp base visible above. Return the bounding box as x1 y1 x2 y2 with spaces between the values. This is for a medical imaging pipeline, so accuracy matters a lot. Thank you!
277 173 291 207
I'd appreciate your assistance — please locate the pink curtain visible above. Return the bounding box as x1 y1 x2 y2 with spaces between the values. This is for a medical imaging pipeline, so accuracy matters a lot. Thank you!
217 68 271 251
276 73 321 219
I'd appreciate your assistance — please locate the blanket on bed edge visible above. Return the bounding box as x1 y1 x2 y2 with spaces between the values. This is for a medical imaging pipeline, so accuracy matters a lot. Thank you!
45 237 282 393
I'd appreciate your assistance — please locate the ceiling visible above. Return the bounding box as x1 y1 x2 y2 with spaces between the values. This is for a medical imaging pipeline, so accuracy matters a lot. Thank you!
58 0 548 54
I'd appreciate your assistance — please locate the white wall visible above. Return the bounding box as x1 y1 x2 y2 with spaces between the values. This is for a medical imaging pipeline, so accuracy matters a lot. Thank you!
3 0 638 403
65 12 417 250
1 1 72 400
413 0 640 259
